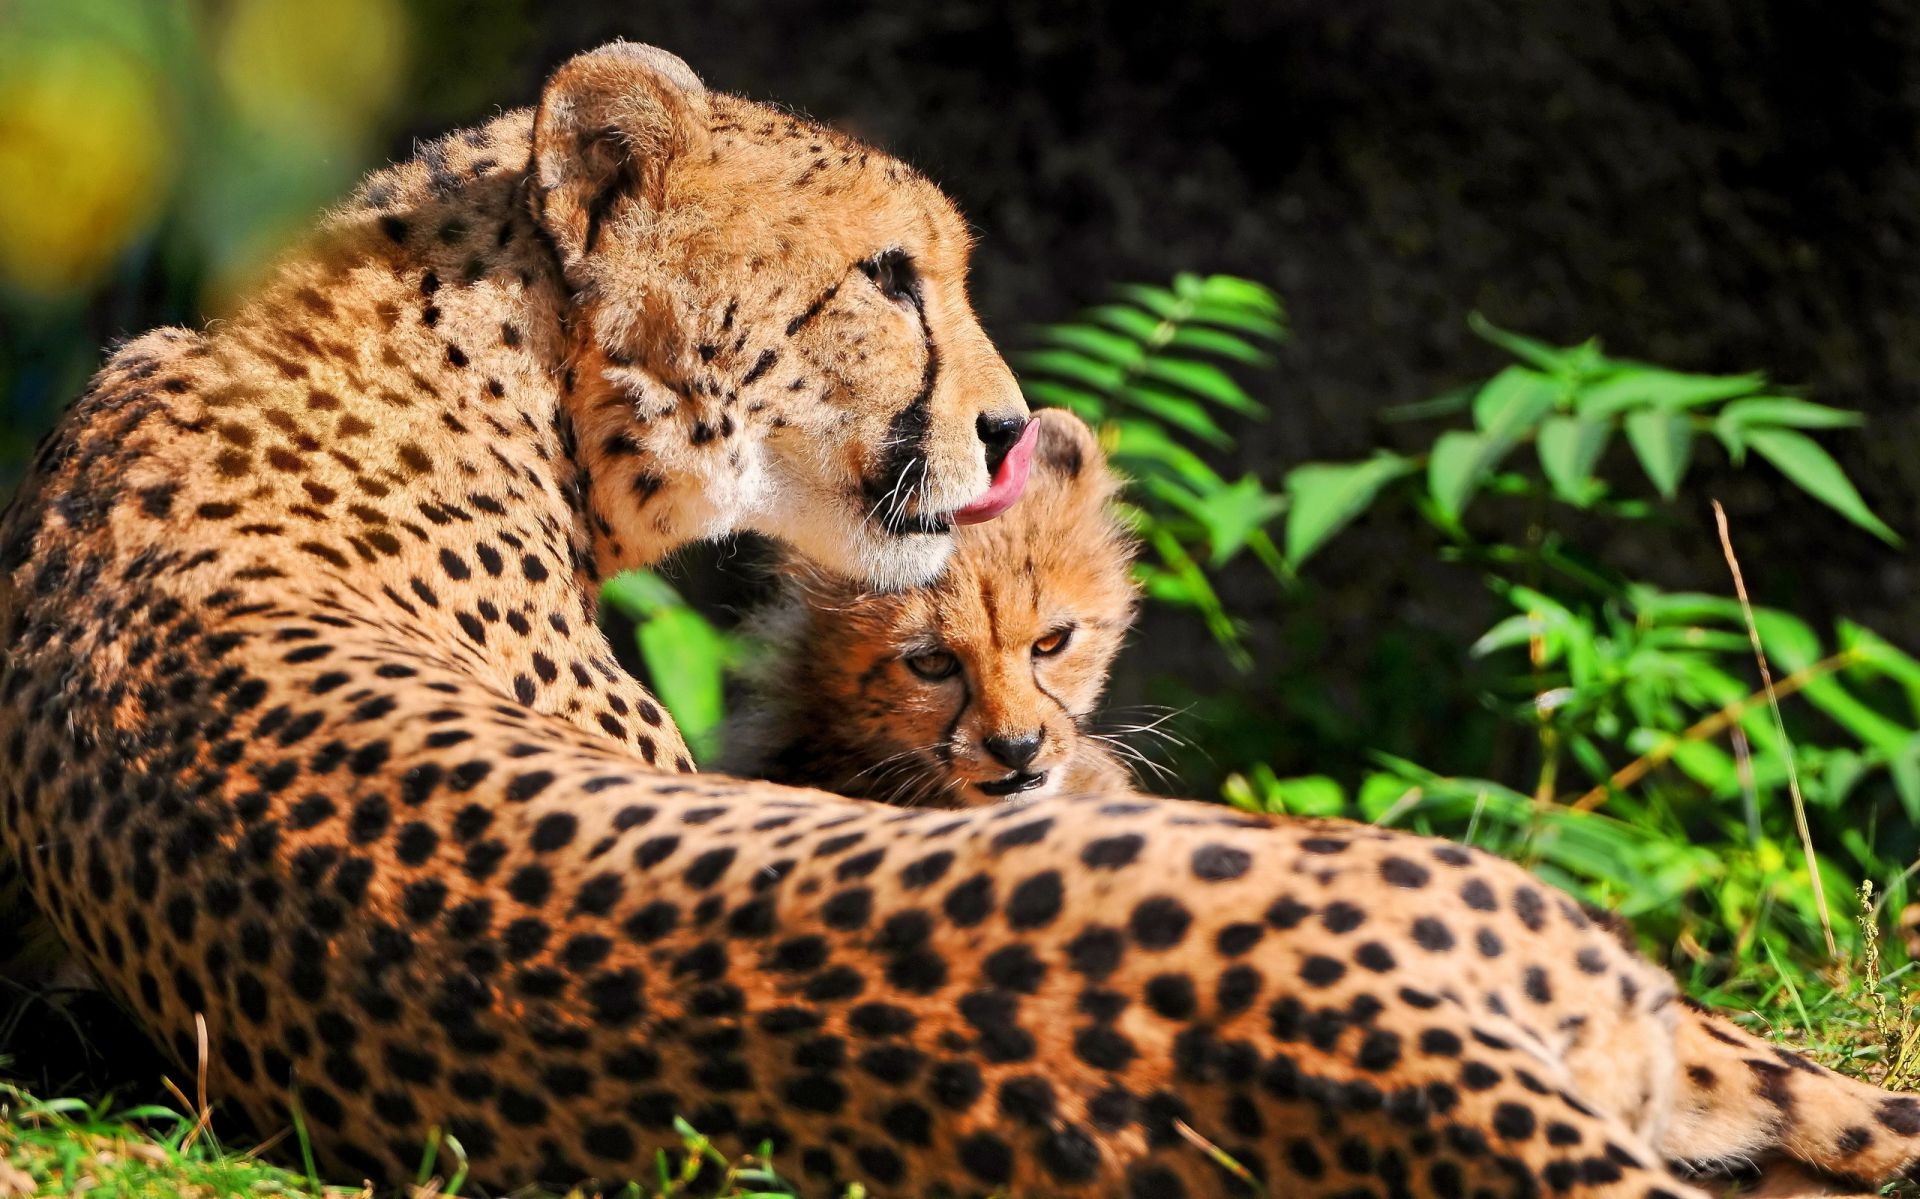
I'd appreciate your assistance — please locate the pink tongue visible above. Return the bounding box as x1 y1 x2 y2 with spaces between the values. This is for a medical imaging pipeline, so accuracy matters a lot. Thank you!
953 418 1039 526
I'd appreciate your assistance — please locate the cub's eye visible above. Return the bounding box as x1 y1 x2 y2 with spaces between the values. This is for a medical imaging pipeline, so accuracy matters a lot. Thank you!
860 249 919 307
1033 627 1074 657
904 649 960 681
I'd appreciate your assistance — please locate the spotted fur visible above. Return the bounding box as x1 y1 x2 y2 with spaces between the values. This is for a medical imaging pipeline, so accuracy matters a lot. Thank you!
727 408 1138 807
1 42 1916 1199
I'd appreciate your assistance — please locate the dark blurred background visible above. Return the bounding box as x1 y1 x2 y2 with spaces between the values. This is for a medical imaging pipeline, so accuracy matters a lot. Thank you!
4 0 1917 788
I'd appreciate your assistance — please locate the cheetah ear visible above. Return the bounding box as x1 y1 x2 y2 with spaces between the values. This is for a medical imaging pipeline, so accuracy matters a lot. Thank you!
529 42 709 266
1030 408 1110 491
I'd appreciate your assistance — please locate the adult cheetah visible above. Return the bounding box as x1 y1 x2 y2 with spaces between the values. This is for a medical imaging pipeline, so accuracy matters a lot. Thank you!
2 42 1916 1198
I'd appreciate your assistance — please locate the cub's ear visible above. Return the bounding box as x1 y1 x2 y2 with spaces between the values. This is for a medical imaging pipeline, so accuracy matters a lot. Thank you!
529 42 708 266
1031 407 1112 492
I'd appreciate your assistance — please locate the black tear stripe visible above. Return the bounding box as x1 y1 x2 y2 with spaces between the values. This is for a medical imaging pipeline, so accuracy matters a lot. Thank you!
785 282 840 337
864 317 945 536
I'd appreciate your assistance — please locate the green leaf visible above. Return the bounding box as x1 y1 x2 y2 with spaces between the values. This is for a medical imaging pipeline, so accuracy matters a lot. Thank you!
1535 415 1612 505
1193 273 1285 317
1165 473 1287 565
1014 348 1126 393
603 572 736 763
1184 300 1288 338
636 606 733 763
1427 430 1513 521
1282 453 1415 566
1381 384 1476 423
1168 324 1274 365
1114 283 1182 319
1108 419 1227 491
1084 302 1163 341
1468 312 1583 374
1471 366 1560 437
1262 774 1347 817
600 569 685 618
1110 383 1232 446
1357 773 1422 822
1579 366 1766 418
1020 380 1109 422
1717 396 1862 432
1622 409 1694 499
1745 427 1900 545
1838 621 1920 718
1032 324 1146 369
1631 587 1747 626
1469 613 1546 657
1750 608 1821 671
1137 357 1264 414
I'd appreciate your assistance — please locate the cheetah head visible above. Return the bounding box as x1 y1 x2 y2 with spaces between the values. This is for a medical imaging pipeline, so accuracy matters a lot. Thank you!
744 410 1140 805
529 43 1032 590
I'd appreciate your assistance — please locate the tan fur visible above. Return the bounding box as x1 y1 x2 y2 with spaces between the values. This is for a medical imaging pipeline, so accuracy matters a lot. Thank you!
1 41 1917 1199
727 408 1139 806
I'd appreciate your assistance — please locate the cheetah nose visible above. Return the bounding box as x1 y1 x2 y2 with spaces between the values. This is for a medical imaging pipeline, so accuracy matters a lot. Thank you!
982 731 1043 771
976 413 1029 478
954 417 1038 526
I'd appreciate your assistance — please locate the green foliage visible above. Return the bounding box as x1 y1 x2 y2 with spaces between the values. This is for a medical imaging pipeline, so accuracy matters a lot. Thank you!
602 572 741 765
1018 273 1289 665
1222 318 1915 989
1280 313 1899 571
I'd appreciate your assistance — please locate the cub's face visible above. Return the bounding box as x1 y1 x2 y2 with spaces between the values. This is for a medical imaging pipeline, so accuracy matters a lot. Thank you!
530 43 1030 589
758 410 1139 807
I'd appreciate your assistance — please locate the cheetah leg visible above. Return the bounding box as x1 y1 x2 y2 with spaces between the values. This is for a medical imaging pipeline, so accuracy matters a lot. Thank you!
1661 1002 1920 1190
1212 995 1712 1199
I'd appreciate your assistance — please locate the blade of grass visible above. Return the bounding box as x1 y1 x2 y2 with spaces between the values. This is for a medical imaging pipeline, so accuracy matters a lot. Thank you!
1714 500 1836 960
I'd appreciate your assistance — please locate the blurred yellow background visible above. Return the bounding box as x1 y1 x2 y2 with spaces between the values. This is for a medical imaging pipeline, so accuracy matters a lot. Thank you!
0 0 409 306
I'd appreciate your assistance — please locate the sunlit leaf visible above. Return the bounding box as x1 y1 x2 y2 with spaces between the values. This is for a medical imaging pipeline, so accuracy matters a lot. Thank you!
1138 357 1264 414
1746 427 1900 545
1579 366 1765 418
1020 380 1108 422
1470 613 1546 658
1111 383 1232 445
1468 312 1584 375
1015 348 1126 393
1622 409 1693 499
1193 273 1286 316
1031 324 1146 369
1535 415 1612 506
1838 621 1920 719
1427 430 1514 521
1259 774 1347 817
1472 366 1559 436
1168 324 1273 365
1108 419 1228 491
1282 453 1415 566
1084 303 1163 341
1716 396 1861 434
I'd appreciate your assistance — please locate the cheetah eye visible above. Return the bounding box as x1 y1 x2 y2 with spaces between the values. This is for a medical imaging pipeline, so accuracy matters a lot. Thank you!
1032 627 1074 658
860 249 920 308
904 649 959 681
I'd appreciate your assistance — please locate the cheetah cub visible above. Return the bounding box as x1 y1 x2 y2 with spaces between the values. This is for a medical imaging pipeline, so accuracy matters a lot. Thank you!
726 408 1142 806
730 407 1920 1197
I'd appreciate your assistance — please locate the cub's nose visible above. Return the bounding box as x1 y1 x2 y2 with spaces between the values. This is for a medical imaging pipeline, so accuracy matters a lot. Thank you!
976 413 1030 477
982 731 1043 771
